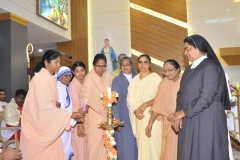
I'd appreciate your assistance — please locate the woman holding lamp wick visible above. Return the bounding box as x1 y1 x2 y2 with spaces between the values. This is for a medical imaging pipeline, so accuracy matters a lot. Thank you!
80 54 113 160
21 50 84 159
68 61 87 160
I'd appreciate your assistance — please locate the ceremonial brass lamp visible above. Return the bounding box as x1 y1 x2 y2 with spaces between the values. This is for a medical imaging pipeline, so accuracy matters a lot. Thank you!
99 88 124 160
99 88 123 129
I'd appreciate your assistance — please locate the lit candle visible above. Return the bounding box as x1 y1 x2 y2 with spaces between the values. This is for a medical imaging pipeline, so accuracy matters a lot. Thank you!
107 87 111 107
82 99 88 112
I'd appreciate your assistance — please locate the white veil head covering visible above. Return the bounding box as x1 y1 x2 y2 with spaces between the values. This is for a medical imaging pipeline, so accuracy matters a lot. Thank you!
55 66 71 80
184 34 231 110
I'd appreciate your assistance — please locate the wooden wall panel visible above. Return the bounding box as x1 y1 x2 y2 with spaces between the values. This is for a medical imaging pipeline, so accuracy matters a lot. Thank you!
131 54 164 78
220 47 240 65
219 55 240 66
29 56 41 67
29 56 42 73
57 39 88 69
131 8 188 69
56 0 88 71
71 0 88 40
28 56 42 77
130 0 187 22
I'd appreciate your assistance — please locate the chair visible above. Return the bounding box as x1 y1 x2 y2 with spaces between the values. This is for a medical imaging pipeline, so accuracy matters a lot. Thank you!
0 112 19 149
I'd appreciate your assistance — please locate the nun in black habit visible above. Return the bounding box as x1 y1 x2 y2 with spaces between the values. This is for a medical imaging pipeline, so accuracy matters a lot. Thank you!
168 35 231 160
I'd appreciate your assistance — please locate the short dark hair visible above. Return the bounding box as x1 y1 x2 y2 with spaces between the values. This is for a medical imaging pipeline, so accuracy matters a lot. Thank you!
15 89 27 97
0 89 6 94
164 59 181 73
93 54 107 65
33 50 61 73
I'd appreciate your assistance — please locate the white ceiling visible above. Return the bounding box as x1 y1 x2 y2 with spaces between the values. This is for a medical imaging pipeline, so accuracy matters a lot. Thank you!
0 8 6 13
0 8 69 56
30 42 56 57
187 0 240 84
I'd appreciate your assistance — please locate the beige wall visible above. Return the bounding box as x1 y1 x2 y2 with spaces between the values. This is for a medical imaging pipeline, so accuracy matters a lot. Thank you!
187 0 240 84
88 0 131 70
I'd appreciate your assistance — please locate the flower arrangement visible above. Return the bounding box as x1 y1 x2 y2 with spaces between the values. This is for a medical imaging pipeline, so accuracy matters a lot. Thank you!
235 83 240 95
102 91 117 109
230 83 240 96
100 88 120 159
103 130 117 160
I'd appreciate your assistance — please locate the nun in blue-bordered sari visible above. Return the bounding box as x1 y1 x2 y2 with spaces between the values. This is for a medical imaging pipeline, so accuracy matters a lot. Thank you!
55 66 77 160
112 56 138 160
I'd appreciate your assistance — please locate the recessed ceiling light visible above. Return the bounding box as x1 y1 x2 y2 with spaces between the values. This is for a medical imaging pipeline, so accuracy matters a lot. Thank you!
206 19 220 23
38 49 43 52
205 17 234 24
219 17 234 22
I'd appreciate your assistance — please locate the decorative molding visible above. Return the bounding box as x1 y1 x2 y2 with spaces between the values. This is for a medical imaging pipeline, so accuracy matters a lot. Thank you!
0 12 28 26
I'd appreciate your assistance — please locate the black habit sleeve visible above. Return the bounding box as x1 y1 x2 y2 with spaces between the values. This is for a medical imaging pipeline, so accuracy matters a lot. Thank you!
183 63 221 118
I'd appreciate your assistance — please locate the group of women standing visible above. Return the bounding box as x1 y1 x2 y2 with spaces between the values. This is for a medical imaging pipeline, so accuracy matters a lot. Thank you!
20 34 230 160
118 35 230 160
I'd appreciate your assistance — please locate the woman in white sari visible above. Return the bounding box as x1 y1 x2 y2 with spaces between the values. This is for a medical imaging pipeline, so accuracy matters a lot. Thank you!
127 54 162 160
55 66 77 160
